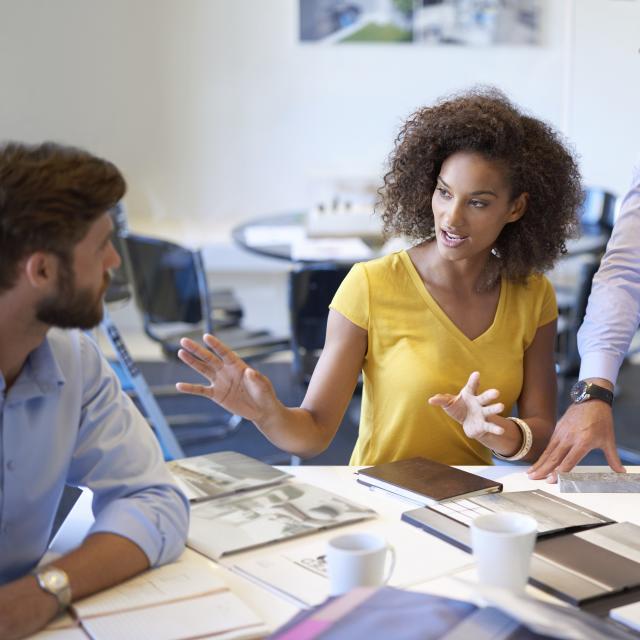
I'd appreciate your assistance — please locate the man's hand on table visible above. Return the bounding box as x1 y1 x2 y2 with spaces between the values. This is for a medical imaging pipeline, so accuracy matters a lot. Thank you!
527 400 625 482
0 575 59 640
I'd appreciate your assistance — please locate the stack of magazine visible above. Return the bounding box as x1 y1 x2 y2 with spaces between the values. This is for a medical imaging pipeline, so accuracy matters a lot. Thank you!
168 451 376 559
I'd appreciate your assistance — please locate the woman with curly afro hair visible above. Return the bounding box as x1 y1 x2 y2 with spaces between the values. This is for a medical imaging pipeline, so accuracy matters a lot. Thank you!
177 87 582 467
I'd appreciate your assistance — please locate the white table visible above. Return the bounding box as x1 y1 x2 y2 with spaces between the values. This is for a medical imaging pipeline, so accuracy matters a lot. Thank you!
51 465 640 634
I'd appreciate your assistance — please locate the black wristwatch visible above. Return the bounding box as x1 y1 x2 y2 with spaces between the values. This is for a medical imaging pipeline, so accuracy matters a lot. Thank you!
570 380 614 406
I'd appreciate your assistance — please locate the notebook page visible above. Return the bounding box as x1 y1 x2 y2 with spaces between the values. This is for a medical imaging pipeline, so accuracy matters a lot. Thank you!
81 591 264 640
74 559 226 617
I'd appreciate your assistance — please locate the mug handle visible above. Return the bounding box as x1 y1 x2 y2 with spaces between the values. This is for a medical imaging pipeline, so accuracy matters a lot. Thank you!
383 544 396 584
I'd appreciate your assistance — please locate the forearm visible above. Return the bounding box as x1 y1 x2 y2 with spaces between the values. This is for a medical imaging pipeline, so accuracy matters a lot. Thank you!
0 533 149 640
253 401 338 458
478 415 554 462
48 532 149 600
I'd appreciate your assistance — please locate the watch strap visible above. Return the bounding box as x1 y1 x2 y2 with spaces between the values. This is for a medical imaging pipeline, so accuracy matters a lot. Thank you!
573 380 614 406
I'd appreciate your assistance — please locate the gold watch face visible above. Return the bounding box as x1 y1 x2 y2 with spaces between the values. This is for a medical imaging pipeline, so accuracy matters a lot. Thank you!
37 568 71 607
43 570 66 590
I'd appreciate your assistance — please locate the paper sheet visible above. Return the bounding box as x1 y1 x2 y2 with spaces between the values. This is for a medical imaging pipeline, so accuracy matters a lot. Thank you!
81 591 264 640
28 613 86 638
232 520 472 608
74 558 226 617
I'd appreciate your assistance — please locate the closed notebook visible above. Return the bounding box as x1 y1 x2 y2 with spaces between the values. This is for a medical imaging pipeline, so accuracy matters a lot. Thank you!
356 457 502 505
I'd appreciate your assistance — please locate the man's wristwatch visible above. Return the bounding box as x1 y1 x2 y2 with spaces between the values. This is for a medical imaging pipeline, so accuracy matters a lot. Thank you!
34 567 72 612
570 380 614 406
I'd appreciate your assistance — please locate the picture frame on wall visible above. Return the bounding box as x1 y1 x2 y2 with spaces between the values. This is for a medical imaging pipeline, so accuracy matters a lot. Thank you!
299 0 541 46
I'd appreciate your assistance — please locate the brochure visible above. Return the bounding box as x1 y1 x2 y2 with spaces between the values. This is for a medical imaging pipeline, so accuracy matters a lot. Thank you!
169 450 376 560
168 451 291 502
188 480 376 559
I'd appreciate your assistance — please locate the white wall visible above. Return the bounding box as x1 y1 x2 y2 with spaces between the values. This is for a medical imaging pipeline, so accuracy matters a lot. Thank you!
1 0 638 238
568 0 640 196
4 0 638 347
0 0 583 245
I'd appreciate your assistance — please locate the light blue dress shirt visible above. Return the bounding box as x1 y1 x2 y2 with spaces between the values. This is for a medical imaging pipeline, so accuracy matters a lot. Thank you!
578 157 640 384
0 328 189 584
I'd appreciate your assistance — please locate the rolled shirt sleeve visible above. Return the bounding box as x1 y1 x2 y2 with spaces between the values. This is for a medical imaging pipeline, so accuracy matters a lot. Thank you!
67 333 189 566
578 156 640 385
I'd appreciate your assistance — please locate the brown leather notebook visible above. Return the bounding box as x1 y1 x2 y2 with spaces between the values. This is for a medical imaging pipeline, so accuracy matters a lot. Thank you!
356 457 502 505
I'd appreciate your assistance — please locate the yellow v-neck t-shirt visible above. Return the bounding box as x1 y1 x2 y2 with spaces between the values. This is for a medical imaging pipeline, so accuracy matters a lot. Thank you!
329 250 557 466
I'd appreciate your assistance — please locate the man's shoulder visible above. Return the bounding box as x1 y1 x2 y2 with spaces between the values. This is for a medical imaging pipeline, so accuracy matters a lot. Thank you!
47 327 96 352
46 328 104 372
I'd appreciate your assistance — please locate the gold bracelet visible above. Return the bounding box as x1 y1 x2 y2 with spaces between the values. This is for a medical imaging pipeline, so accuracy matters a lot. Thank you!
492 417 533 461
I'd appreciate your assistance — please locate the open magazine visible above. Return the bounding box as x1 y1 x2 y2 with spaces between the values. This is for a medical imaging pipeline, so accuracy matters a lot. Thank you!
168 452 376 559
168 451 291 502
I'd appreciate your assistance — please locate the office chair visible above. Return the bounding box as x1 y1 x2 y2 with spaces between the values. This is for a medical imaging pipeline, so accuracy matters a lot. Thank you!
288 263 351 384
555 257 601 404
124 233 291 362
553 186 616 317
579 187 618 235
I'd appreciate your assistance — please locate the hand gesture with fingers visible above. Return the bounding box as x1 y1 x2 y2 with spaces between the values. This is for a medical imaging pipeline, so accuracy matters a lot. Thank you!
428 371 505 440
176 334 278 424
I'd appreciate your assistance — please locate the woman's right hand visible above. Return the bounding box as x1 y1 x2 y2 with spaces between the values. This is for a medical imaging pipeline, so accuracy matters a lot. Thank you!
428 371 505 441
175 333 278 424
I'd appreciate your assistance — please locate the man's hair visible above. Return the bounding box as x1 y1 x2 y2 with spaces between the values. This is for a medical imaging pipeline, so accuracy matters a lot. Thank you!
380 87 582 282
0 141 126 292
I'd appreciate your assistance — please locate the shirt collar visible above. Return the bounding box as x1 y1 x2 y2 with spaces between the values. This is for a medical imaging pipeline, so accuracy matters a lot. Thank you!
3 333 66 403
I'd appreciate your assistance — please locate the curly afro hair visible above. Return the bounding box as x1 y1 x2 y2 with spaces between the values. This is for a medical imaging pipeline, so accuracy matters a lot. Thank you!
379 87 582 282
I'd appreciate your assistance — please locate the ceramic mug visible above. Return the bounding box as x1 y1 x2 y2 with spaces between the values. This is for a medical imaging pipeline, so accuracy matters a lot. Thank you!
326 532 396 596
470 511 538 593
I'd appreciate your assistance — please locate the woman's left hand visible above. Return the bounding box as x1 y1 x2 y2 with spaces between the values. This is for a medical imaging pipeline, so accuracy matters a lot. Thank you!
428 371 505 440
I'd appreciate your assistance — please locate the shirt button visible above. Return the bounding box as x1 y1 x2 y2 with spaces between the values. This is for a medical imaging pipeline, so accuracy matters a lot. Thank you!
6 460 14 471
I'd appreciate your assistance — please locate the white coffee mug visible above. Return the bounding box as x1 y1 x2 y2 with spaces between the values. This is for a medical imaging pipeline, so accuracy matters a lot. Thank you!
470 511 537 593
326 532 396 596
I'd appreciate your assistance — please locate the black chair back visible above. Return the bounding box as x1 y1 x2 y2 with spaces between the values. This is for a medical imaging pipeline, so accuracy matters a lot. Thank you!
124 232 289 361
289 263 351 382
124 233 210 339
557 258 601 379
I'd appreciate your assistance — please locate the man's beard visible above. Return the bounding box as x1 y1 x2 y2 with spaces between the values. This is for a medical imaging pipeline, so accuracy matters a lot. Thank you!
36 261 110 330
